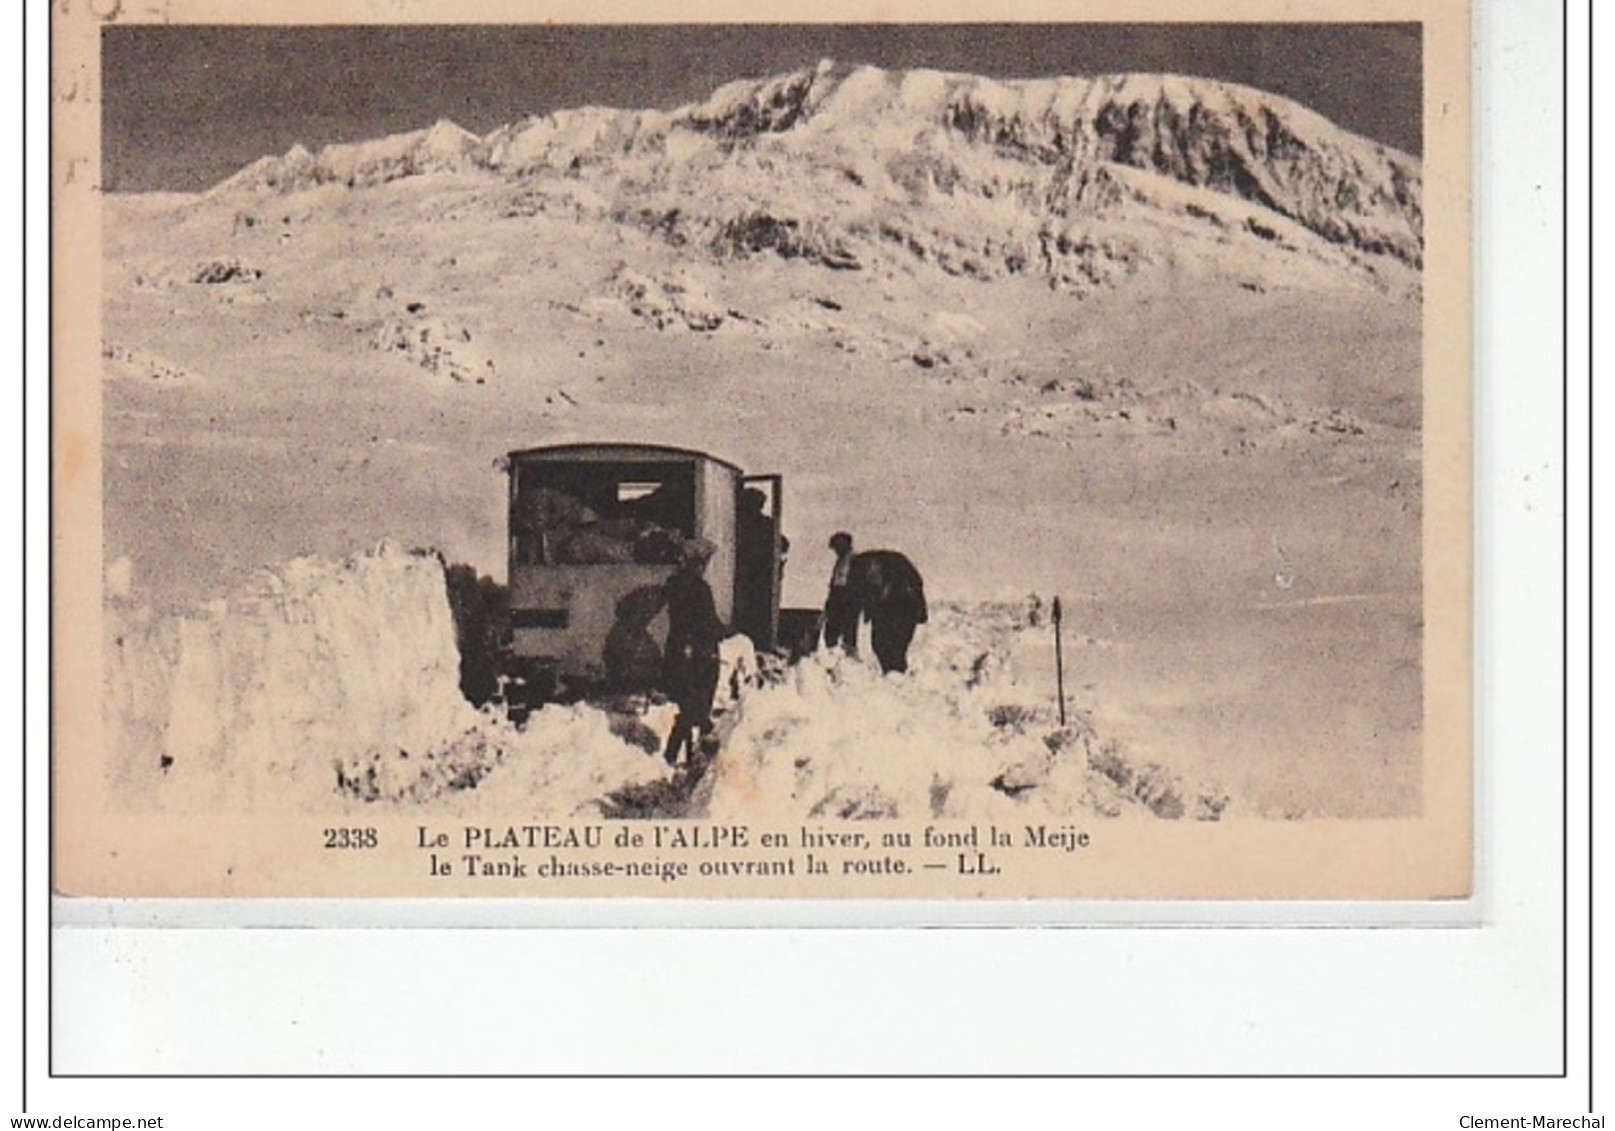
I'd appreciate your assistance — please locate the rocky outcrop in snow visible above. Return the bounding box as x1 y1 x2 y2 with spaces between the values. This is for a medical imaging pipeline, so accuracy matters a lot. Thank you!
606 265 730 332
370 307 498 383
102 341 197 385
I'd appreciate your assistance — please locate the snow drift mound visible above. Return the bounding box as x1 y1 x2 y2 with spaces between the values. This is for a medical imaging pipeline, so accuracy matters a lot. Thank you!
436 699 675 816
699 598 1230 822
103 544 671 812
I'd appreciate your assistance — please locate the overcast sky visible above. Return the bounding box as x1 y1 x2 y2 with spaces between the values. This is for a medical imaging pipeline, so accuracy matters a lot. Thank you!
102 23 1422 193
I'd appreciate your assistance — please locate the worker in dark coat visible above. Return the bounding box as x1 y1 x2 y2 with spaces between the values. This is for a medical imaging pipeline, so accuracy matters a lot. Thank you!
735 487 789 650
848 549 928 674
821 531 859 656
602 584 667 692
661 537 726 766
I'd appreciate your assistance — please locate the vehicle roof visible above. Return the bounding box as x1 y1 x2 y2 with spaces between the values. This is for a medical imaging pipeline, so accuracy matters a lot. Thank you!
506 442 743 475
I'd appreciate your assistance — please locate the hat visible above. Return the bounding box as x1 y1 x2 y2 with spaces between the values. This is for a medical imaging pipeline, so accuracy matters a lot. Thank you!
677 537 717 564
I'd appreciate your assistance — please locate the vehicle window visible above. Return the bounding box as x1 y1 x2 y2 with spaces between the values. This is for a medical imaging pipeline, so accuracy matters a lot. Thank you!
512 461 695 566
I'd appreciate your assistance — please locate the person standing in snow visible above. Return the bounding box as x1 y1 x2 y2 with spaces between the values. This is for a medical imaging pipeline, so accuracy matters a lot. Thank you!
734 486 789 649
848 549 928 674
661 537 726 766
821 531 859 656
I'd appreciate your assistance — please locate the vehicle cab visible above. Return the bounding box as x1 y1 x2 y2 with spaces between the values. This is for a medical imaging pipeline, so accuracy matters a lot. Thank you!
505 443 783 688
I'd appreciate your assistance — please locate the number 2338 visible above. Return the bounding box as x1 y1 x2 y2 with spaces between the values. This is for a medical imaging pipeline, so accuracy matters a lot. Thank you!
324 828 378 849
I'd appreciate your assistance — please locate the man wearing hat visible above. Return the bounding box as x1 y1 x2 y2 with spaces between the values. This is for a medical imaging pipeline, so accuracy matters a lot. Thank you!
661 537 726 766
821 531 859 656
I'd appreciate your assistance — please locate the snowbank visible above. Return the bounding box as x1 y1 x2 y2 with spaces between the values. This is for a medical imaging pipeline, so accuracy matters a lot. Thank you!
104 545 483 809
104 547 1222 821
440 700 674 816
103 545 675 814
700 598 1229 822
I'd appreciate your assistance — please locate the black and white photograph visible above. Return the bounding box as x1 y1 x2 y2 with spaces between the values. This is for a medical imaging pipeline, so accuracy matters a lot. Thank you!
55 9 1472 899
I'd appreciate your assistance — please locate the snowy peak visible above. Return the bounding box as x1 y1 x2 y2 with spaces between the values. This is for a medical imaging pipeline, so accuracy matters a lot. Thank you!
418 118 482 158
211 143 318 194
210 118 485 194
662 64 1422 267
482 105 670 177
677 58 842 137
306 117 483 185
206 63 1423 275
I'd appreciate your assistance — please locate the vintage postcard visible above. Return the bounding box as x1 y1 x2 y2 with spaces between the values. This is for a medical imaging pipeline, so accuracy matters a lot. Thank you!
53 0 1471 903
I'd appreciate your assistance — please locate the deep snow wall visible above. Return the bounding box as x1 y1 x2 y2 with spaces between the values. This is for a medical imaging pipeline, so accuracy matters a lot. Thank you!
103 544 482 809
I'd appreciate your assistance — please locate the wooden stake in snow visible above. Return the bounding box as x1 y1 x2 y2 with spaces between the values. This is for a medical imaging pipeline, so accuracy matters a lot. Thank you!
1052 596 1067 727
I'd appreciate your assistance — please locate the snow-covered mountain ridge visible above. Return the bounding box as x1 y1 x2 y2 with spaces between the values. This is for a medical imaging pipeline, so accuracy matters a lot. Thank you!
209 61 1423 285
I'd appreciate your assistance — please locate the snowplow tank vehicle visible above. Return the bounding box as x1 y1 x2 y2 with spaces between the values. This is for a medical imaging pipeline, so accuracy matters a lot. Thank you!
505 443 784 693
